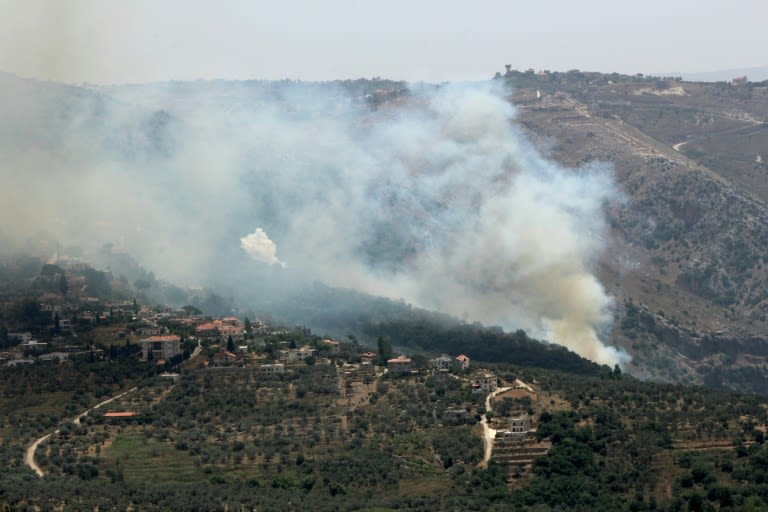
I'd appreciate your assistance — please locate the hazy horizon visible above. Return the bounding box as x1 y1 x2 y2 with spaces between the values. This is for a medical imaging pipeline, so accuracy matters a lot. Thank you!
1 0 767 85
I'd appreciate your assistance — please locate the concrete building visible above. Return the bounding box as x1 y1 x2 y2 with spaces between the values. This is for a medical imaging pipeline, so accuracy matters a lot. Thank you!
472 372 498 394
509 414 531 434
430 354 453 371
387 355 412 374
260 363 285 375
213 350 237 366
323 339 340 353
455 354 470 371
279 345 317 363
141 335 182 361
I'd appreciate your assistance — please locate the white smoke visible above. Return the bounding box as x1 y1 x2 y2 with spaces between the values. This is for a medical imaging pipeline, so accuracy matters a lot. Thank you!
0 76 628 366
240 228 286 268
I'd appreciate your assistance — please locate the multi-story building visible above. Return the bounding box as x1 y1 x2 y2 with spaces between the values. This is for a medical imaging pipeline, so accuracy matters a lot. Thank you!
430 354 453 371
387 355 412 374
472 372 498 393
141 335 182 362
279 345 317 363
260 363 285 375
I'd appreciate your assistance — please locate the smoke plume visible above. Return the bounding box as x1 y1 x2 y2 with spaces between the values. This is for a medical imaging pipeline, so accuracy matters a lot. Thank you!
0 75 627 365
241 228 286 268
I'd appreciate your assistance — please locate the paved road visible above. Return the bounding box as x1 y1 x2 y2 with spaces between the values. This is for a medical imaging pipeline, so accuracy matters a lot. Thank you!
25 386 138 477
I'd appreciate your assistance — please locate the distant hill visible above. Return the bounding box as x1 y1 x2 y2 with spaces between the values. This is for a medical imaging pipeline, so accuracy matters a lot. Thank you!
666 65 768 83
502 70 768 391
8 68 768 392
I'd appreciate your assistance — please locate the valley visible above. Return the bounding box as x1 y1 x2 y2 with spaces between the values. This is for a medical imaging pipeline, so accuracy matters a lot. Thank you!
4 68 768 510
502 71 768 390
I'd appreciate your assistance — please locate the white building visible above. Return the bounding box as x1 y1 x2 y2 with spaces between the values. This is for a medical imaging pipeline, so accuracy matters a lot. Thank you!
430 354 453 371
279 345 317 363
472 372 498 394
8 332 32 343
260 363 285 375
141 335 182 361
501 414 532 438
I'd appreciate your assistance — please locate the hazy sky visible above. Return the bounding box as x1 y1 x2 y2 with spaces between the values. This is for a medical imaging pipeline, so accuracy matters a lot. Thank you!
1 0 767 84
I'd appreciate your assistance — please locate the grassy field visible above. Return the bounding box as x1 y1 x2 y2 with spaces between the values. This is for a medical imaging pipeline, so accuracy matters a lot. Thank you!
89 326 141 348
101 432 200 483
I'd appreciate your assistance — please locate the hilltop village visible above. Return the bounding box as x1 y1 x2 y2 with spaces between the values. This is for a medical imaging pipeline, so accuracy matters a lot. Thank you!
10 297 543 460
6 64 768 507
0 258 552 495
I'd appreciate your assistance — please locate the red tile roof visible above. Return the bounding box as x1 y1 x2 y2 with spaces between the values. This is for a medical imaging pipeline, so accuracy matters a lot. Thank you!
143 335 180 342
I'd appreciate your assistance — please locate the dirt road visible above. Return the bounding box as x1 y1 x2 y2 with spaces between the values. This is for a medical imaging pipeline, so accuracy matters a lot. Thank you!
25 386 138 477
479 386 512 467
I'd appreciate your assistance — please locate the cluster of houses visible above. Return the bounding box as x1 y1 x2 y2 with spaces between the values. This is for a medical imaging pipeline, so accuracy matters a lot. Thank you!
195 317 245 342
385 352 500 395
208 339 342 372
40 297 140 331
1 329 104 367
181 334 344 373
384 352 471 375
428 353 470 373
6 290 507 405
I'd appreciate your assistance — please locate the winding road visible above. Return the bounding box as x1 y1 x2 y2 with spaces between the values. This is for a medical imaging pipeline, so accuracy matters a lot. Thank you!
25 386 138 477
478 386 512 467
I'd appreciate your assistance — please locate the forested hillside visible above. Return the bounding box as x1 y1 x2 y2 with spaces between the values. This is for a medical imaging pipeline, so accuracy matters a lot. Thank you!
2 350 768 510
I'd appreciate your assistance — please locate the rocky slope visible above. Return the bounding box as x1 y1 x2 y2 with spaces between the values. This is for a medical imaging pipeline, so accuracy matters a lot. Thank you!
508 76 768 390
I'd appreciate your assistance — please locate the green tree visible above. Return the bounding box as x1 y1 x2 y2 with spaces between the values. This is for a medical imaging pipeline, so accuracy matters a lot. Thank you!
58 274 68 295
84 267 111 297
410 353 428 370
182 305 202 316
244 317 253 337
227 335 235 352
377 336 392 364
12 298 46 328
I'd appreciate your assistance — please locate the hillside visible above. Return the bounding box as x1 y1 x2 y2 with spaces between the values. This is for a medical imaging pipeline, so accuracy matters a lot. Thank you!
4 69 768 391
1 238 768 509
497 70 768 390
3 351 768 510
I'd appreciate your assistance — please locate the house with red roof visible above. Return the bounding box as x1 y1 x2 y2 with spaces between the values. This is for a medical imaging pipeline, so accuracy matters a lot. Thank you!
213 350 237 366
387 355 412 374
455 354 470 371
